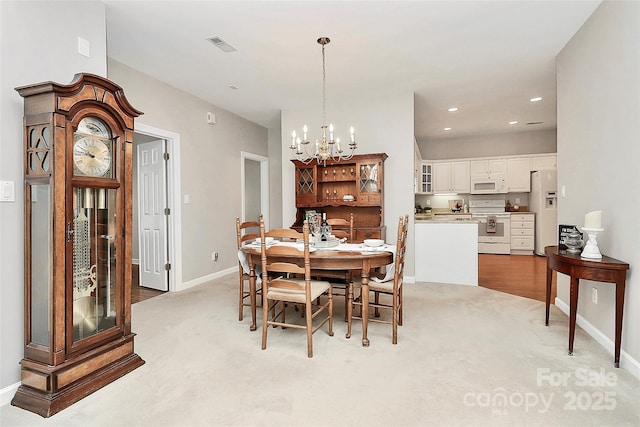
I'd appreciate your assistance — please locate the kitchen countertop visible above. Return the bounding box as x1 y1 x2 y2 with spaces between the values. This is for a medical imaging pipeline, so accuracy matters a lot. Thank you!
415 218 479 224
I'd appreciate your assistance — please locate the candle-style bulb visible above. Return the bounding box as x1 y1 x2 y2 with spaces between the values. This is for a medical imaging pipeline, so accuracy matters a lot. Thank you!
291 130 297 148
303 125 308 141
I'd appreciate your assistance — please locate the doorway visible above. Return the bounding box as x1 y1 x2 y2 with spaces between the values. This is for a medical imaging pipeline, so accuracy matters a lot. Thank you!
133 123 182 292
241 152 269 227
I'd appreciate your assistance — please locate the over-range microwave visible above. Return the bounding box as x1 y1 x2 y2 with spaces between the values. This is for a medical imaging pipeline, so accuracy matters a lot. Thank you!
470 176 507 194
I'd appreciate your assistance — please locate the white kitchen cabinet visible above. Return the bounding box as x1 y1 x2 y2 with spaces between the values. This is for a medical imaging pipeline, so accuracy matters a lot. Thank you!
452 161 470 193
434 161 470 193
433 162 451 193
417 161 433 194
531 155 557 170
510 213 535 254
414 140 422 193
470 159 507 178
507 157 531 192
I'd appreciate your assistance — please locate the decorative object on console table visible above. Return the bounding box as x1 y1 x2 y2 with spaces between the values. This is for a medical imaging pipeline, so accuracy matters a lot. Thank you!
12 74 144 417
581 210 603 259
558 224 583 252
291 153 387 243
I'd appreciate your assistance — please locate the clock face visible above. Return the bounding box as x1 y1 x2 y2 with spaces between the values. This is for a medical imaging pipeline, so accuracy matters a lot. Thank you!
73 117 113 177
73 136 112 177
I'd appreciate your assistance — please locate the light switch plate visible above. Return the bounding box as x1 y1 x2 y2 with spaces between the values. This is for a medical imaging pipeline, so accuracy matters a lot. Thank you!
0 181 15 202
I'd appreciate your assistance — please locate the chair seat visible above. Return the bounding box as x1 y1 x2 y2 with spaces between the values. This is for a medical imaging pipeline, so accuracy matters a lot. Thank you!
368 280 395 293
267 278 331 304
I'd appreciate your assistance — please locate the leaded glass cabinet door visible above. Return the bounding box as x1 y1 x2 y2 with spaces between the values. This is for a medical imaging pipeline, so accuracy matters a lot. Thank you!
13 73 144 418
356 158 383 205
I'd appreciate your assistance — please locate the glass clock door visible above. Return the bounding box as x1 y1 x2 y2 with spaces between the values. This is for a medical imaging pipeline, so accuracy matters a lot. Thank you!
72 187 118 341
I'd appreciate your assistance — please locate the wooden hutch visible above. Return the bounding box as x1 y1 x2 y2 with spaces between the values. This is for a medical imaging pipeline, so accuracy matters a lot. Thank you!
291 153 387 241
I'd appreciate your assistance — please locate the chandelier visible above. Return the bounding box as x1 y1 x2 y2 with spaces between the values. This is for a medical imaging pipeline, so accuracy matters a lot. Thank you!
289 37 357 164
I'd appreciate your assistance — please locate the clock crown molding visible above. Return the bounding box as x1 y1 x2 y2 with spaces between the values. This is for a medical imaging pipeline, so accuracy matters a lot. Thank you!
16 73 143 130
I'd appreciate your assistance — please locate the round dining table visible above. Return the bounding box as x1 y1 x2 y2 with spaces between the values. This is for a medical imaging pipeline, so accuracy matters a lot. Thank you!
240 245 393 347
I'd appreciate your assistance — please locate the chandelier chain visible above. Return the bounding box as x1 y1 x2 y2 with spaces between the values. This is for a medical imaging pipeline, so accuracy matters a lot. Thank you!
322 41 326 126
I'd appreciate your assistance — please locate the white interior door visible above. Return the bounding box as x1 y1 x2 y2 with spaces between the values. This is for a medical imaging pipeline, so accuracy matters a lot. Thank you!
137 140 168 291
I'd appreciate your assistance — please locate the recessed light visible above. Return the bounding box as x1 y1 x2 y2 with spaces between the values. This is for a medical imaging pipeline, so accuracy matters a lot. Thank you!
509 121 518 125
443 127 452 131
447 107 459 112
530 97 543 102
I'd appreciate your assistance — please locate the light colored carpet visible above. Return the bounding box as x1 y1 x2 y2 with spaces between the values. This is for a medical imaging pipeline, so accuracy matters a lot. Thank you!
2 275 639 427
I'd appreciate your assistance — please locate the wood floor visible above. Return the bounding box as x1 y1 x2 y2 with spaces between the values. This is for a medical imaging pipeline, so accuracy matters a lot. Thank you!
132 254 556 305
478 253 556 303
131 264 165 304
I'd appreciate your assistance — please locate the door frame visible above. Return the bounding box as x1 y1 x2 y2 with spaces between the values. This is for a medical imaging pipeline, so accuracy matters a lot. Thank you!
134 123 182 292
240 151 269 229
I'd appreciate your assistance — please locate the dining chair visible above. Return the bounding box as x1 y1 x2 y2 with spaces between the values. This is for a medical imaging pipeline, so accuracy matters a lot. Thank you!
314 213 354 319
236 216 262 323
347 214 409 344
260 219 334 358
327 213 354 242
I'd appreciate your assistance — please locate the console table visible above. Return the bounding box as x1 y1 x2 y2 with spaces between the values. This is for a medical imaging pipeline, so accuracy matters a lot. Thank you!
545 246 629 367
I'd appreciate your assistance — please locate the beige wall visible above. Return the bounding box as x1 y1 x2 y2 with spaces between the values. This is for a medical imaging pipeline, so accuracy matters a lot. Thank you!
557 0 640 372
268 127 283 229
418 128 557 160
281 92 416 276
0 0 108 397
108 59 269 285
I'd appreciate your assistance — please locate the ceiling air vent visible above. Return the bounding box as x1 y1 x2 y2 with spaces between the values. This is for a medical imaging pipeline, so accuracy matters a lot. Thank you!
526 121 543 125
207 36 237 53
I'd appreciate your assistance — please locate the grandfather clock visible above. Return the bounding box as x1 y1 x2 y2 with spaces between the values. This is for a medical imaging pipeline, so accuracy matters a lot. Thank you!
12 73 145 417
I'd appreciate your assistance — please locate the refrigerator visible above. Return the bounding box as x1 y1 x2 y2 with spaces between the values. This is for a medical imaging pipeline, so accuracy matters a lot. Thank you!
530 169 558 255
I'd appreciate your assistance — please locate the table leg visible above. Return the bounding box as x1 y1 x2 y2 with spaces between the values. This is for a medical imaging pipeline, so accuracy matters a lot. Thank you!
614 277 626 368
568 276 579 355
545 265 553 326
249 260 257 332
346 283 353 339
361 273 370 347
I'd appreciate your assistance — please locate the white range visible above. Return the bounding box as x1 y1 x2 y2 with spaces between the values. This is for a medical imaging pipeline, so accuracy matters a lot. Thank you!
469 198 511 255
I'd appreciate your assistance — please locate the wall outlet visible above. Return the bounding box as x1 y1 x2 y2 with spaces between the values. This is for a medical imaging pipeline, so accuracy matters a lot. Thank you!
426 199 431 206
515 197 521 204
592 287 598 304
212 252 219 261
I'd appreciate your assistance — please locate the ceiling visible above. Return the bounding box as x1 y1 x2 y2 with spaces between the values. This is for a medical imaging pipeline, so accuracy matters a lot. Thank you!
104 0 601 142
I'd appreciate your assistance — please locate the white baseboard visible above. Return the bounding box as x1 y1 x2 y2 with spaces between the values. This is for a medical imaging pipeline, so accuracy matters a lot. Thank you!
178 267 236 292
0 382 20 407
554 297 640 379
